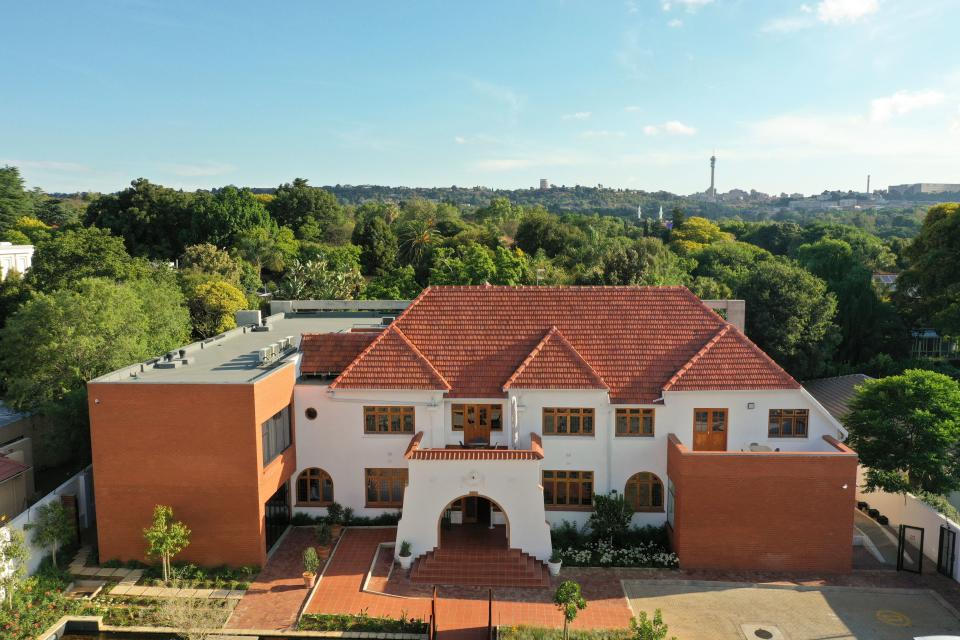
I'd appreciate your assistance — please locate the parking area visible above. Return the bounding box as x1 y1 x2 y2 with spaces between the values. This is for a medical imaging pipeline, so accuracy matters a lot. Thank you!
624 579 960 640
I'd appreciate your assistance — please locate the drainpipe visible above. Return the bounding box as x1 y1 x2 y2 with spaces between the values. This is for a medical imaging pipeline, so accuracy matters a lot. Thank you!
606 398 613 495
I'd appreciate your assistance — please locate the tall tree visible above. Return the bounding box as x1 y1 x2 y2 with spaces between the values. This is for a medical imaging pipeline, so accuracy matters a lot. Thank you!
234 221 299 279
0 166 33 231
897 203 960 337
28 227 145 293
187 279 249 338
84 178 194 259
188 186 269 248
268 178 345 241
737 259 840 378
352 214 398 276
845 370 960 495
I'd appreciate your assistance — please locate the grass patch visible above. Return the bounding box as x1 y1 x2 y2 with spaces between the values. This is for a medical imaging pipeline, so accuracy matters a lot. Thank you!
298 611 428 633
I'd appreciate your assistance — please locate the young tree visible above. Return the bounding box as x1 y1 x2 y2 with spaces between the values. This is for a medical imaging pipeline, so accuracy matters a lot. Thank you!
630 609 676 640
144 505 191 583
187 279 248 338
845 369 960 495
25 501 74 568
553 580 587 640
0 517 29 609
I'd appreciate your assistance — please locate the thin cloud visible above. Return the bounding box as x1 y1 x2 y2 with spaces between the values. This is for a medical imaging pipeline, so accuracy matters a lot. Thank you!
662 0 714 12
762 0 878 33
562 111 592 121
870 89 944 123
624 105 642 113
473 152 583 172
667 18 684 27
471 79 525 120
665 121 697 135
454 136 467 144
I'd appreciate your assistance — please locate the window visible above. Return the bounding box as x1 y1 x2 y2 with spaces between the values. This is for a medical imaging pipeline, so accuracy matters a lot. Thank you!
364 406 415 434
667 479 675 528
261 406 291 467
768 409 809 438
451 404 503 431
542 408 595 436
624 472 664 512
542 470 594 509
296 468 333 506
615 408 655 437
365 468 408 507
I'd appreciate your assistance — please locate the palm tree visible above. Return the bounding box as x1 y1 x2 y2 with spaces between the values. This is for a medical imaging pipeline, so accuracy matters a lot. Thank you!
398 218 440 266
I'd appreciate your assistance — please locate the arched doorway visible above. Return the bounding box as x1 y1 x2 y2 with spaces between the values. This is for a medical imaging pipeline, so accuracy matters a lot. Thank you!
438 494 509 550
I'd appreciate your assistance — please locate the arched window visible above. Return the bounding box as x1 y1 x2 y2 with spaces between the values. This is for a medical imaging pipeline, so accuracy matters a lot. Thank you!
624 472 664 512
296 468 334 506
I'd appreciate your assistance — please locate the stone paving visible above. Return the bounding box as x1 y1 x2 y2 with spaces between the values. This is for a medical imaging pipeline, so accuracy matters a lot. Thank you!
68 546 245 600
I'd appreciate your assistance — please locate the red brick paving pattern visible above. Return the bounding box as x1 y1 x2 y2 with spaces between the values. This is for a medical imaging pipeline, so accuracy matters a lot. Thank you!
226 527 319 630
230 525 960 638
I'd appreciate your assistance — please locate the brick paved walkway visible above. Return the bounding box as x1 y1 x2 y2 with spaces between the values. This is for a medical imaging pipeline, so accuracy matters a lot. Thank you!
226 525 960 639
307 528 633 639
226 527 319 630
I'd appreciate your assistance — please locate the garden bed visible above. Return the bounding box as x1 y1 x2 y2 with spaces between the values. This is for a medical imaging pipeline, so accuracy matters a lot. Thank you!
498 626 631 639
550 520 678 568
298 612 428 634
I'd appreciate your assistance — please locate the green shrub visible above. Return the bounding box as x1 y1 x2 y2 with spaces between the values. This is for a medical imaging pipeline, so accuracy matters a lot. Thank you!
917 491 960 523
326 502 344 524
588 492 634 543
315 522 332 545
298 612 427 633
631 609 676 640
303 547 321 574
499 627 631 640
551 520 589 548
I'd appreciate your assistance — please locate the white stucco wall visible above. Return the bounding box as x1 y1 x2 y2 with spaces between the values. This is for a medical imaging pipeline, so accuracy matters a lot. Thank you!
292 380 843 556
0 244 33 280
396 459 551 560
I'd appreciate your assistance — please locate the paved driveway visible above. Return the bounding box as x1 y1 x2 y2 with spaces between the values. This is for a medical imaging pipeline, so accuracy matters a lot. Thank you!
624 579 960 640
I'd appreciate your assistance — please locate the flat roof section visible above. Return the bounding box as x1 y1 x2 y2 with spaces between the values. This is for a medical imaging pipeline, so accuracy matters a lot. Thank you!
90 312 391 385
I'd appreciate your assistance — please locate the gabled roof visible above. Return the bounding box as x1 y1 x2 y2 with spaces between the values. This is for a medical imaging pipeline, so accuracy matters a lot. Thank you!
300 332 380 375
503 326 608 391
330 324 451 391
662 323 800 392
803 374 872 421
0 454 28 484
325 286 799 403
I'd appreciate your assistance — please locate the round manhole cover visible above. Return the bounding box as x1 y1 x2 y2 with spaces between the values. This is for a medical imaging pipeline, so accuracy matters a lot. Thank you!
753 630 774 639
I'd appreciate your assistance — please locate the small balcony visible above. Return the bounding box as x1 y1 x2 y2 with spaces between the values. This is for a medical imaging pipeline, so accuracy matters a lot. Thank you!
404 431 544 461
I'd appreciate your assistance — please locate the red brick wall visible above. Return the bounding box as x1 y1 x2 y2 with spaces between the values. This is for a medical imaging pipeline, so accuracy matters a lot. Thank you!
667 435 857 573
89 365 296 568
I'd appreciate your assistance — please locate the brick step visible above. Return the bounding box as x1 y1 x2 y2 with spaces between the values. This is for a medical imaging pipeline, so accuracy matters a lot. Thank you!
409 547 550 588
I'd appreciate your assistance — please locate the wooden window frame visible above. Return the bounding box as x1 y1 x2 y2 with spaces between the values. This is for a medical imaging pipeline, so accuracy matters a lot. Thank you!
363 406 416 434
542 407 595 436
768 409 809 438
542 470 594 511
296 468 334 507
451 404 504 431
624 472 665 513
364 468 408 508
615 408 655 437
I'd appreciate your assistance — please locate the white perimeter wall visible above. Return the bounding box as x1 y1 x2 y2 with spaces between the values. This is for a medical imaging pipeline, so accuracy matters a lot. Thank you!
294 382 843 553
856 468 960 582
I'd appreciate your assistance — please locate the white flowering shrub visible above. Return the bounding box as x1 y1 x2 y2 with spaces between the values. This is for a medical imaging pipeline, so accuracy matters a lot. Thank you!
556 539 678 568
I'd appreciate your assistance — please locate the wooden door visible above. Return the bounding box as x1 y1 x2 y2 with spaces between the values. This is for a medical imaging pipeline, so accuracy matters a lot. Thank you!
461 497 478 524
460 404 493 445
693 409 728 451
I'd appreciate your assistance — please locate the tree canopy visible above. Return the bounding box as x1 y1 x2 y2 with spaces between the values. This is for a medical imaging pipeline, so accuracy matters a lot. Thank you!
845 369 960 495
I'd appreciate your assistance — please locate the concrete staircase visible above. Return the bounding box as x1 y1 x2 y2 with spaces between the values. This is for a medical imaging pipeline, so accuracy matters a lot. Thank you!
409 547 550 588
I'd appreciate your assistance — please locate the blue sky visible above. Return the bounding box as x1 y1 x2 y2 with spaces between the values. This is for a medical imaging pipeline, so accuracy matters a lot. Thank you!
2 0 958 195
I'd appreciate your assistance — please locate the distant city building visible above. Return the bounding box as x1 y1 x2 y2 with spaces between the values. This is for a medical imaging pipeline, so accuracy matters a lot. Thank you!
0 242 33 280
539 178 548 190
888 183 960 196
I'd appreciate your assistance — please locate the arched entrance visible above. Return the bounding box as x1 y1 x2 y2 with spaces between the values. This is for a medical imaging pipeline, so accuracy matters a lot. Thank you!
438 494 509 550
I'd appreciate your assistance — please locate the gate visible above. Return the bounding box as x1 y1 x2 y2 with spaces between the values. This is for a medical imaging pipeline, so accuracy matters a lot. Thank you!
938 526 957 579
897 524 924 574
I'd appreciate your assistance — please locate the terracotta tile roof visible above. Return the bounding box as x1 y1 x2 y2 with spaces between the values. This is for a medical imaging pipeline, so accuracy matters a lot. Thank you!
0 454 28 484
503 326 608 391
300 332 380 375
332 286 799 402
330 325 451 391
662 323 800 392
404 431 544 460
